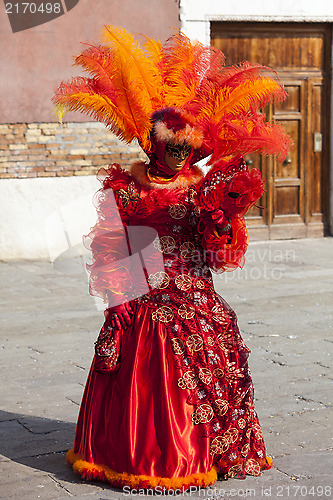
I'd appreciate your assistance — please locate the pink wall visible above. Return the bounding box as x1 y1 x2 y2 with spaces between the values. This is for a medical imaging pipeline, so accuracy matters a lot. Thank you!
0 0 180 123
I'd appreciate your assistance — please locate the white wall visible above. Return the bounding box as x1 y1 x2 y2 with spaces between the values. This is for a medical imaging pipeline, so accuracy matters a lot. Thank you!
0 176 100 260
180 0 333 43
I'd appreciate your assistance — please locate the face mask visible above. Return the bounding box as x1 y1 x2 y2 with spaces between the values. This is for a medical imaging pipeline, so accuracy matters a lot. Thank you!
165 143 192 161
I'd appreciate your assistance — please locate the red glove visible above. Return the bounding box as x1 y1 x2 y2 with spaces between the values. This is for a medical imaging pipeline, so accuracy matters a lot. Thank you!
105 302 133 331
199 209 232 239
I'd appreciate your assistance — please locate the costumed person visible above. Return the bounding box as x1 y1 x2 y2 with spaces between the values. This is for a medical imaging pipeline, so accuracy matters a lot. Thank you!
53 26 292 490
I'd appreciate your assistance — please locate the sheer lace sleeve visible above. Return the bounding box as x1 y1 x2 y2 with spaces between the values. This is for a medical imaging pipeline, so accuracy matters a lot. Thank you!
84 164 140 304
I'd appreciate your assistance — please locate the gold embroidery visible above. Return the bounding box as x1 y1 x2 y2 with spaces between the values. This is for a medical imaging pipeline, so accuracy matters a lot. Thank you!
151 306 174 323
252 424 264 441
175 274 192 291
177 371 198 390
224 428 239 444
228 463 243 478
180 241 196 260
244 459 261 476
212 305 229 325
192 404 214 425
238 418 246 430
186 334 204 352
226 362 244 382
207 336 215 346
171 338 185 355
241 443 250 457
210 435 230 455
117 182 140 209
195 279 205 289
148 271 170 290
213 399 229 416
194 206 201 217
169 204 187 219
159 235 176 254
178 303 195 320
198 367 212 385
213 368 224 379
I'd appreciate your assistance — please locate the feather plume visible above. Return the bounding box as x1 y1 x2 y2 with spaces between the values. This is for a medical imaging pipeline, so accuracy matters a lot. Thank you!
53 26 292 161
141 35 163 64
214 62 278 90
53 77 139 144
197 78 282 121
103 26 163 109
206 115 293 163
160 32 225 108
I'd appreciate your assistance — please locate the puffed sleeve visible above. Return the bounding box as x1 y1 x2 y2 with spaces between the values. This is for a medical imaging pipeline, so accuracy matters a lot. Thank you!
196 156 263 273
84 164 141 304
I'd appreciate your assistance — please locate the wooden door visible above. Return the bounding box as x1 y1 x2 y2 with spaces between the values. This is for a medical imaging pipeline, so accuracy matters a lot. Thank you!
211 23 331 239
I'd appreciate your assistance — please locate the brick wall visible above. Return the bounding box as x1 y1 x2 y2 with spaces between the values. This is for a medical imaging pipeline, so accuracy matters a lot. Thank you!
0 122 146 179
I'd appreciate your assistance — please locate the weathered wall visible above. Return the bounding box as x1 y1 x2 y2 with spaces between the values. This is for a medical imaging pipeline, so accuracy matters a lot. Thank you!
0 122 145 179
0 0 180 123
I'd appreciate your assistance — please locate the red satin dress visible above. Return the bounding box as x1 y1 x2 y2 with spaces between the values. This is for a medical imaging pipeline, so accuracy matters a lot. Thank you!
67 162 272 490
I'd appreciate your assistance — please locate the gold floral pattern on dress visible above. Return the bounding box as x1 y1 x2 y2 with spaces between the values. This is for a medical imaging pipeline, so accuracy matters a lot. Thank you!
177 370 198 390
148 271 170 290
225 361 244 382
237 418 246 429
207 336 215 346
217 332 235 354
252 424 264 441
224 427 239 444
151 306 174 323
210 435 230 455
244 459 261 476
198 367 212 385
213 399 229 416
212 304 229 324
228 463 243 478
117 182 140 209
234 387 249 405
180 241 196 260
213 368 224 379
178 303 195 320
191 404 214 425
159 235 176 254
186 334 204 352
194 205 201 217
169 204 187 219
241 443 250 457
171 338 185 355
195 279 206 289
175 274 192 291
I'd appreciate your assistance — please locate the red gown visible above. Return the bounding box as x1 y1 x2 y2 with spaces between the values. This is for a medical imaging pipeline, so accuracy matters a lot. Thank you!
67 161 272 490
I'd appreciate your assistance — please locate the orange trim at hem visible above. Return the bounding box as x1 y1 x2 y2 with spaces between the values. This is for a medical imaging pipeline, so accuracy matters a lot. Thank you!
66 449 217 490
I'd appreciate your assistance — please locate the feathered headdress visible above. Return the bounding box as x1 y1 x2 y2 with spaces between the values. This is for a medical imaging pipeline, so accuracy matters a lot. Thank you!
53 26 292 163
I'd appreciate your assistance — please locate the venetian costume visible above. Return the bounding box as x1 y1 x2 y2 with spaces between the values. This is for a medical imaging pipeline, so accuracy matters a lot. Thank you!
53 27 292 490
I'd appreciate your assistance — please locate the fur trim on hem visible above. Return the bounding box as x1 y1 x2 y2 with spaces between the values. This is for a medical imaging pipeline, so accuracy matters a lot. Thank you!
128 161 203 190
66 449 217 490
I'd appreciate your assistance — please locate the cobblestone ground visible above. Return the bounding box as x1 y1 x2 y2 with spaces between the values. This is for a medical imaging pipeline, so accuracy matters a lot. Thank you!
0 238 332 500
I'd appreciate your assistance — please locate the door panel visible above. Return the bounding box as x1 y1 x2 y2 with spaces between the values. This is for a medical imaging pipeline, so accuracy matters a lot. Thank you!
211 23 331 239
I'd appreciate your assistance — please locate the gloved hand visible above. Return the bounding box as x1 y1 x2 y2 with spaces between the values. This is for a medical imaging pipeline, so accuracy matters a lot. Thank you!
105 302 134 331
198 209 232 239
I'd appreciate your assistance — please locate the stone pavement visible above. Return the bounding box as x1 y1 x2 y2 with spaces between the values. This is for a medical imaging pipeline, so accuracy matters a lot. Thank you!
0 238 332 500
